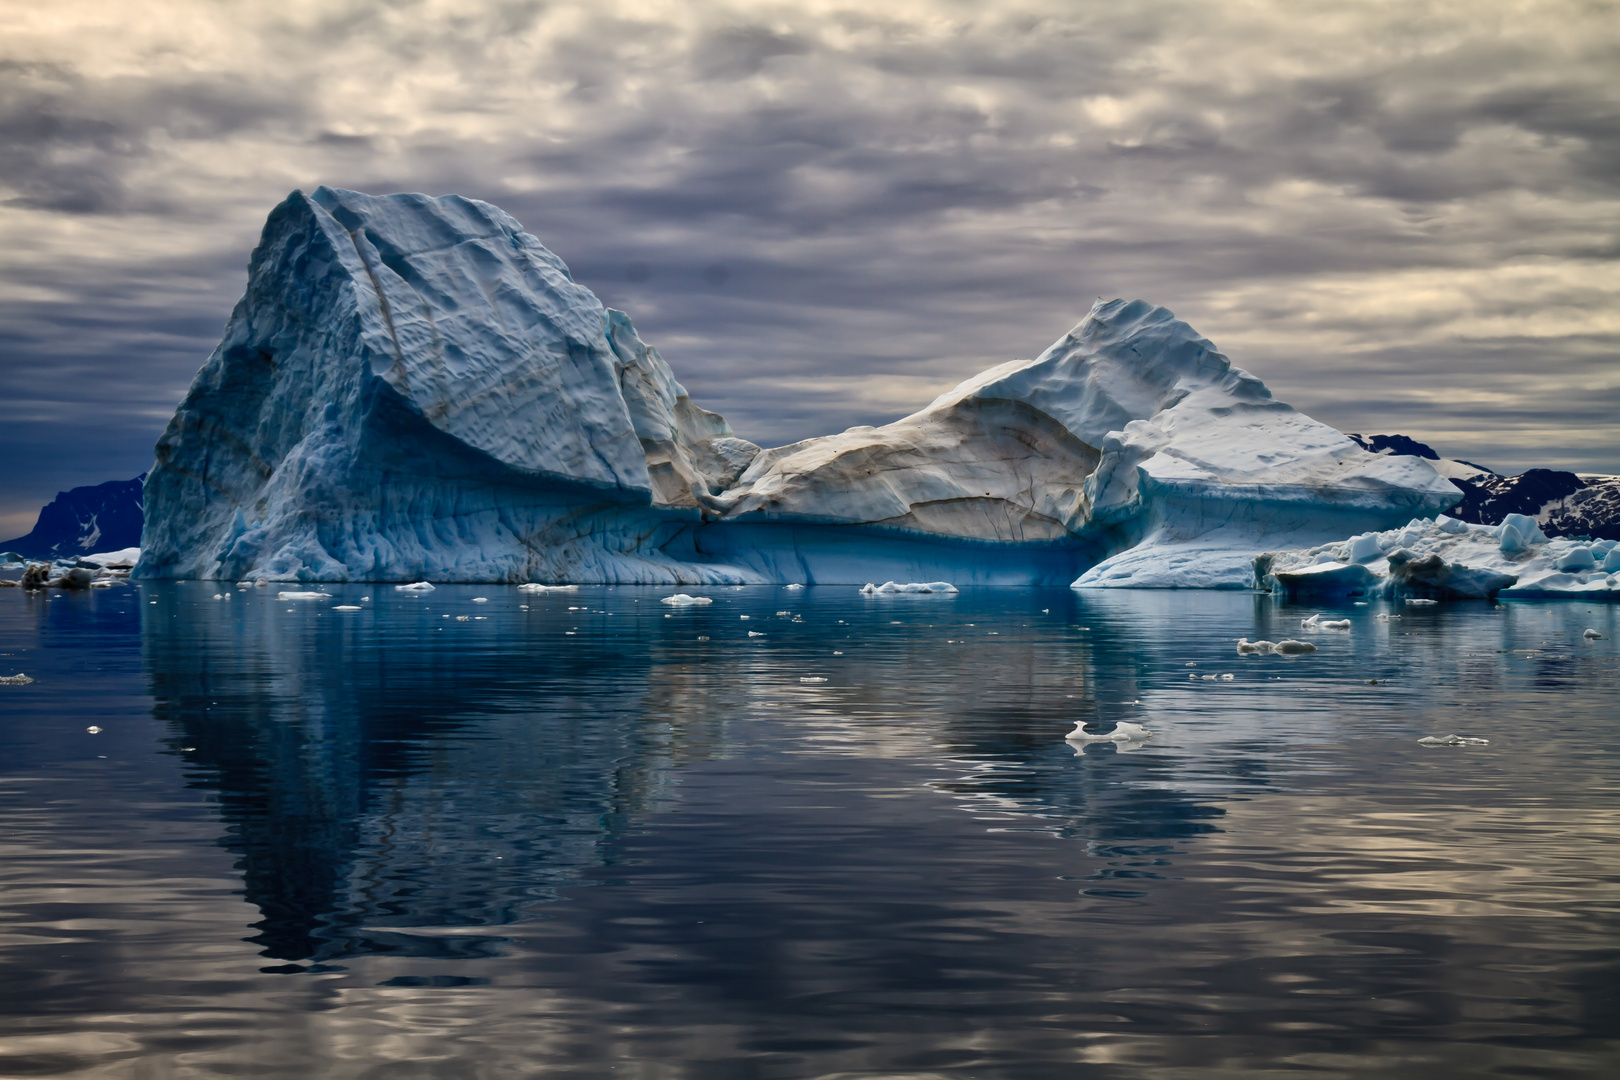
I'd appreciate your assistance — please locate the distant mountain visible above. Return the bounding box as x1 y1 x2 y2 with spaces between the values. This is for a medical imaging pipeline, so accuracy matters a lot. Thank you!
1 476 145 560
1348 435 1619 541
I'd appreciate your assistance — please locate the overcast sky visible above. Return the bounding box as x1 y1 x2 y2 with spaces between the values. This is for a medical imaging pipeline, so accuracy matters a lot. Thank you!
2 0 1617 535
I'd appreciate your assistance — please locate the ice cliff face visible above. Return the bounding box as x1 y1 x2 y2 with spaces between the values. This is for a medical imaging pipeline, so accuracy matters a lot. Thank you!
138 188 1460 585
138 188 756 582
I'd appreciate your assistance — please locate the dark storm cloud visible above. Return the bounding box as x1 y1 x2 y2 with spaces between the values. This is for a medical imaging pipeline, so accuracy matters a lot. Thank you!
1 0 1616 530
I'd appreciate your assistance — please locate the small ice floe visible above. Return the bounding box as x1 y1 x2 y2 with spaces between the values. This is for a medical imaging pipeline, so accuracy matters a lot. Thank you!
696 635 710 641
1376 613 1401 622
86 725 101 734
748 630 765 637
800 676 827 683
1274 639 1317 655
277 591 333 601
832 650 843 655
1406 598 1439 606
333 605 362 611
1220 673 1234 681
1585 628 1604 639
775 610 791 616
1236 639 1274 654
472 597 488 603
859 581 958 595
661 594 713 606
213 594 223 600
396 581 435 592
455 615 470 622
236 580 255 588
1417 734 1489 746
0 673 36 685
1301 614 1351 631
1066 720 1153 745
784 583 804 590
518 583 578 593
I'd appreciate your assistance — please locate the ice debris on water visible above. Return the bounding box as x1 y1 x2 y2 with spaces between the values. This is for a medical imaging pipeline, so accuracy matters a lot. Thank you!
1240 638 1316 655
519 583 578 593
472 597 488 603
1066 721 1153 744
783 584 804 590
396 582 435 592
277 591 332 600
748 630 765 637
1585 628 1603 639
1406 598 1438 606
1301 614 1350 631
86 726 101 734
333 605 362 611
860 581 959 595
800 677 827 683
1418 734 1489 746
1 674 36 685
660 594 712 606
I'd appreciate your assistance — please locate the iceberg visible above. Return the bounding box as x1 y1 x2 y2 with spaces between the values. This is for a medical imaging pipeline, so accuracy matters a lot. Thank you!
1258 514 1619 601
137 188 1461 585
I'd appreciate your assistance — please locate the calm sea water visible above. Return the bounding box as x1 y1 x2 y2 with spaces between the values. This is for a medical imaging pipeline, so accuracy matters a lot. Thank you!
1 581 1617 1078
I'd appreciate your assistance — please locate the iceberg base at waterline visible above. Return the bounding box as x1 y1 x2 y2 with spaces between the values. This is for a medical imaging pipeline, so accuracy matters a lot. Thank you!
134 187 1461 586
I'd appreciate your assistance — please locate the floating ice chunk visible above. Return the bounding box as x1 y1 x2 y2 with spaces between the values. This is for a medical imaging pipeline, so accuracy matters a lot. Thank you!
333 605 362 611
661 594 713 606
518 583 579 592
1236 638 1275 654
213 594 223 600
1274 639 1317 655
1585 628 1603 639
1375 613 1401 622
0 674 36 685
1301 614 1351 630
86 725 101 734
277 591 333 600
396 582 435 592
1405 598 1438 606
800 676 827 683
783 584 804 590
472 597 488 603
748 630 765 637
455 615 470 622
860 581 958 595
1066 720 1153 743
1418 734 1489 746
1220 673 1234 680
236 580 255 588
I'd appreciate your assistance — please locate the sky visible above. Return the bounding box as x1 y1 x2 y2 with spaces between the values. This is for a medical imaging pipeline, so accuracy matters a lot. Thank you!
2 0 1617 537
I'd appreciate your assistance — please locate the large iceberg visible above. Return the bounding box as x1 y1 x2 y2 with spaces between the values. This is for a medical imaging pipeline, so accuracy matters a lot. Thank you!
137 188 1461 585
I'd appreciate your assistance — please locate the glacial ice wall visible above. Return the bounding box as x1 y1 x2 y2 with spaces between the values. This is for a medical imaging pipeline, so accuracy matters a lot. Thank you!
138 188 1461 585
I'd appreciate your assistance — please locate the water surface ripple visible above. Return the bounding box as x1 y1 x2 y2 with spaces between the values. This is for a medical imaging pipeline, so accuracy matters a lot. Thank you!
1 583 1616 1077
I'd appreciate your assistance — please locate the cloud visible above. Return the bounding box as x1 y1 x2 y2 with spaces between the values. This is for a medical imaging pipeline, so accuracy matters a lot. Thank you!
1 0 1617 523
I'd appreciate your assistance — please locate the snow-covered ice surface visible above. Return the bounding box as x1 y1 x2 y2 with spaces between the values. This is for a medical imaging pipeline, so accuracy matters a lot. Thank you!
1257 513 1620 601
138 188 1458 585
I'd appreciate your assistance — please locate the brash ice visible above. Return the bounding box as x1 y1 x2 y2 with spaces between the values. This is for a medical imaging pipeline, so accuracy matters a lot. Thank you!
136 188 1459 585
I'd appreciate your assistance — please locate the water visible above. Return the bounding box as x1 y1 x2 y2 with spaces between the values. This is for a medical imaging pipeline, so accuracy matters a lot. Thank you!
1 582 1617 1078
